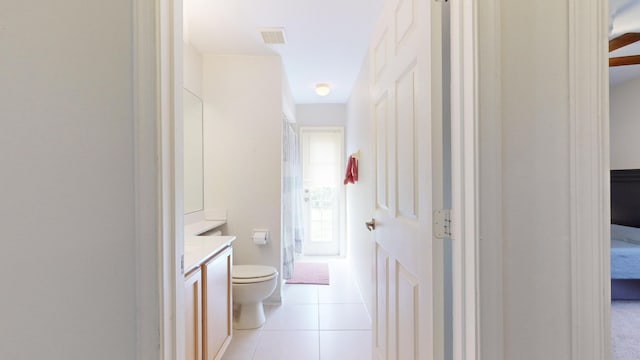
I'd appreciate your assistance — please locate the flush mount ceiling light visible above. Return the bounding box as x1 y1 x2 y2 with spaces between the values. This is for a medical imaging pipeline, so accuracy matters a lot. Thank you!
315 83 331 96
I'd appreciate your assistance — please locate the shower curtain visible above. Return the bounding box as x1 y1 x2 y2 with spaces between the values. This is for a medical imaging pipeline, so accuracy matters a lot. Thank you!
282 119 304 279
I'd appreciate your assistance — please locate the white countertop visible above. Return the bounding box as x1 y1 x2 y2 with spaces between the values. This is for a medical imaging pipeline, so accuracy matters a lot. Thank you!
184 235 235 274
184 219 226 236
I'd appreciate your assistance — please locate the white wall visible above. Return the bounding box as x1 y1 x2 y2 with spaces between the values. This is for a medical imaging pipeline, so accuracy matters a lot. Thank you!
183 41 205 224
184 42 203 97
202 55 284 301
479 0 572 358
282 71 296 122
296 104 347 126
345 57 374 316
0 1 142 358
610 77 640 170
477 0 504 358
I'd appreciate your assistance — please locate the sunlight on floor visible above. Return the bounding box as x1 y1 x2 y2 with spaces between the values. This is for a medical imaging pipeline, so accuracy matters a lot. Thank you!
222 260 372 360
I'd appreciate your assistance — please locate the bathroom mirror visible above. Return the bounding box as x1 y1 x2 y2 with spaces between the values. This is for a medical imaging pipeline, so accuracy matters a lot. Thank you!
183 88 204 214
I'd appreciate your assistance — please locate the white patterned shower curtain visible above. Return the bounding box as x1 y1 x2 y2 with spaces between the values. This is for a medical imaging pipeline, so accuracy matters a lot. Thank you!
282 119 304 279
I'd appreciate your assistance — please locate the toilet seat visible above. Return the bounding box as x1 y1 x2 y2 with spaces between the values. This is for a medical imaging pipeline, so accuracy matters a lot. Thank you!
232 265 278 284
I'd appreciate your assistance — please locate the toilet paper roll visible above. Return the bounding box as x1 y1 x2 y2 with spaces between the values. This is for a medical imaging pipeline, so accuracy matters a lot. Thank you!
252 231 268 245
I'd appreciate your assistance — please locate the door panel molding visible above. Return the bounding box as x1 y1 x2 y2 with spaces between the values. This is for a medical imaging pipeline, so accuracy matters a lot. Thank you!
375 30 389 82
395 0 415 48
375 94 390 210
395 63 418 220
375 244 390 360
396 262 419 360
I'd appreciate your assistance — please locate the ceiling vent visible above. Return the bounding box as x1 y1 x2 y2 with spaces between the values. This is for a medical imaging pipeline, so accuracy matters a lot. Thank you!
259 28 287 45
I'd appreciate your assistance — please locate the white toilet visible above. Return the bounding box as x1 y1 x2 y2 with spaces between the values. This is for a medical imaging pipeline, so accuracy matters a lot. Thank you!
232 265 279 330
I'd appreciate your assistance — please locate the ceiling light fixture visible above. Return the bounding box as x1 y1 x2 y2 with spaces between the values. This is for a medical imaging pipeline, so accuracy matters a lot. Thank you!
315 83 331 96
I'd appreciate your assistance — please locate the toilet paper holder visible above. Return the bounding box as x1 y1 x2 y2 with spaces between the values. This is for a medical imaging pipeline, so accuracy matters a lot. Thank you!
252 229 270 245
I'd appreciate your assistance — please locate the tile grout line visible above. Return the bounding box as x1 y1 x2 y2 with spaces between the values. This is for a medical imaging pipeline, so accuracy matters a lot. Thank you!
249 329 262 360
235 262 369 360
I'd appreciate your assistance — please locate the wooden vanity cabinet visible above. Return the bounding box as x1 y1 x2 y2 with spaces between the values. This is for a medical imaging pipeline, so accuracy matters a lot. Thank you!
184 268 203 360
202 246 233 360
184 244 232 360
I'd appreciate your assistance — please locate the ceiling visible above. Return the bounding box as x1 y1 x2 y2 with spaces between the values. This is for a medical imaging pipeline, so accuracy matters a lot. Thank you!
184 0 385 104
610 0 640 86
185 0 639 96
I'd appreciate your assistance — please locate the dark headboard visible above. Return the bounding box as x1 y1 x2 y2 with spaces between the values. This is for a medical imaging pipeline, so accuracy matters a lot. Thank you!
611 169 640 228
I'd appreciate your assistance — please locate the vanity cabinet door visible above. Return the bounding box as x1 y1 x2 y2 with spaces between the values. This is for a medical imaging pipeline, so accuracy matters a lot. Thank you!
202 246 232 360
185 268 203 360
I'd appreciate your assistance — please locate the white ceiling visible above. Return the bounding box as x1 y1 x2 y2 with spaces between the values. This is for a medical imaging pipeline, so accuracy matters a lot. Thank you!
184 0 385 104
610 0 640 86
185 0 640 94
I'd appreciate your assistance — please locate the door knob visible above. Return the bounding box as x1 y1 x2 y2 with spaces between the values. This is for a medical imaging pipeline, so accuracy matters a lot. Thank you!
365 218 376 231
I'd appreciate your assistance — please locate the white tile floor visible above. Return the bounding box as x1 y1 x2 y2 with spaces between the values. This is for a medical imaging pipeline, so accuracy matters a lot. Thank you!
222 260 372 360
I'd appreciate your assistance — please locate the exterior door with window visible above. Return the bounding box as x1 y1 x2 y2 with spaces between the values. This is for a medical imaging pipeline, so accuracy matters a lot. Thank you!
300 127 344 256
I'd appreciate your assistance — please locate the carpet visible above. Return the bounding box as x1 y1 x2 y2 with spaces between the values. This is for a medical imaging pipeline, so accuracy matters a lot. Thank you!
612 300 640 359
285 262 330 285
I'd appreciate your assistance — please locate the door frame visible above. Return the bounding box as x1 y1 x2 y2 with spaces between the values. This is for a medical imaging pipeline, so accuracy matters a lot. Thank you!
567 0 611 358
471 0 611 359
142 0 610 359
134 0 184 358
449 1 479 359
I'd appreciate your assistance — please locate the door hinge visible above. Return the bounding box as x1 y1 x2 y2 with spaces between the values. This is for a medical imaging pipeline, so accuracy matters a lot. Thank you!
180 255 185 275
434 209 452 239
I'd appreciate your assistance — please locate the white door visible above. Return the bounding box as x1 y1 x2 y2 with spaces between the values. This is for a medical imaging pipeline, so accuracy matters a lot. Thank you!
370 0 444 359
300 127 344 256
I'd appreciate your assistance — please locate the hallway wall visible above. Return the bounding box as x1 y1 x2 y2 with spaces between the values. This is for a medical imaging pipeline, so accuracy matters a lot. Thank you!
0 1 144 358
345 56 374 316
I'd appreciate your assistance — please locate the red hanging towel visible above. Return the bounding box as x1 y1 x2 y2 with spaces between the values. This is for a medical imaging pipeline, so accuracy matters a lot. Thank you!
343 155 359 184
352 156 358 182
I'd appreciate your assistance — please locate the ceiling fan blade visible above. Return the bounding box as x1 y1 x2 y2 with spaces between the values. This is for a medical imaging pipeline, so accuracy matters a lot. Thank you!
610 33 640 52
610 55 640 67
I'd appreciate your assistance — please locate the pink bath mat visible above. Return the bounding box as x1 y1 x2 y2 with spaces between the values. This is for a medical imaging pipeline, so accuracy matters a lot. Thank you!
285 262 330 285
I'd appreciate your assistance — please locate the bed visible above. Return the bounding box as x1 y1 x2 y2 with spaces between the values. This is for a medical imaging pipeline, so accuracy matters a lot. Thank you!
611 169 640 300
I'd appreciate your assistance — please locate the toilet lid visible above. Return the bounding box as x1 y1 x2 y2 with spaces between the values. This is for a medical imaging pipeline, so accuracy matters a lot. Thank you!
232 265 278 280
